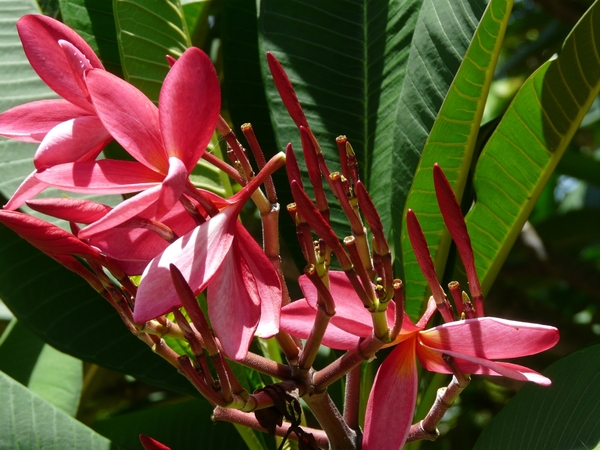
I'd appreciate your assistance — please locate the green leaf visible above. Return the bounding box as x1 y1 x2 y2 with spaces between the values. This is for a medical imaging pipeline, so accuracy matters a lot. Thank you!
59 0 123 76
0 223 200 398
92 398 250 449
474 343 600 450
114 0 191 102
466 0 600 295
0 370 121 449
399 0 513 317
0 319 83 416
257 0 425 241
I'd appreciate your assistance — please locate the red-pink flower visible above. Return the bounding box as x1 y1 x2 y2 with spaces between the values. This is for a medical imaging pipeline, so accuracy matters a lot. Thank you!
280 271 559 450
0 14 112 209
35 46 220 238
133 154 285 360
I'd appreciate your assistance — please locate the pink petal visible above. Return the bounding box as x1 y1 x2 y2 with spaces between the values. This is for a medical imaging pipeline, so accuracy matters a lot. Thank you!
0 100 90 142
33 117 111 170
156 157 188 217
133 206 238 323
85 69 166 172
417 345 552 385
207 244 260 360
3 172 47 210
299 270 395 338
35 160 163 193
279 300 360 350
363 340 418 450
89 203 196 275
236 223 281 338
27 198 112 224
77 185 162 238
17 15 101 111
418 317 559 360
159 47 220 171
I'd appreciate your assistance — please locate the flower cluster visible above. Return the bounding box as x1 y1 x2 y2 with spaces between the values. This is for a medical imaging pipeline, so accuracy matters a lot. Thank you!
0 15 559 450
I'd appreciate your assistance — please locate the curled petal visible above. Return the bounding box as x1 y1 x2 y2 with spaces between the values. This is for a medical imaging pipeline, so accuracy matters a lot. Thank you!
363 340 418 450
159 47 220 171
17 14 102 111
139 434 171 450
156 157 188 217
34 117 111 170
77 185 162 238
419 317 559 360
0 100 90 142
4 172 47 210
266 52 309 129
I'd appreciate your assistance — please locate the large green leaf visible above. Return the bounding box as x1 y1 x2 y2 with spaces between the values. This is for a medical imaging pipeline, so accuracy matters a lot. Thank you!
466 0 600 295
0 370 121 449
257 0 424 241
474 344 600 449
92 398 252 450
59 0 122 76
113 0 191 102
399 0 512 317
0 224 200 397
0 319 83 416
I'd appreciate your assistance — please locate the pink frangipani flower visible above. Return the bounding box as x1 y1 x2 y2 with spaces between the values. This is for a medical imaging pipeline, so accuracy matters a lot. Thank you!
0 14 112 209
280 271 559 450
35 46 220 238
133 154 286 361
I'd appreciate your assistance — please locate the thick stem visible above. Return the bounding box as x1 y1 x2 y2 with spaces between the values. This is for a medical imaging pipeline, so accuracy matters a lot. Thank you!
343 365 361 431
303 390 357 450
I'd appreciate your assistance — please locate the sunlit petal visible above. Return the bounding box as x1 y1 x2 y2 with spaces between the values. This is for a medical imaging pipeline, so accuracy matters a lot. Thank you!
363 340 418 450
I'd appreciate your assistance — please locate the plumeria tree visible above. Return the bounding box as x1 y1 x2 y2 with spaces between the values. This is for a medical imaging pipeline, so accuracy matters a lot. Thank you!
0 0 599 449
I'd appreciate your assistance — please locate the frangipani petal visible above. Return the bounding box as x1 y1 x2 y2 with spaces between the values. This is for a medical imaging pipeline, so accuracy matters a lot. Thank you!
280 300 360 350
159 47 220 171
299 270 396 338
34 117 111 170
236 223 281 338
419 317 559 360
18 14 102 111
4 172 47 210
0 100 90 142
208 244 260 360
363 340 418 450
86 69 165 172
78 185 162 238
133 206 238 323
36 160 163 194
